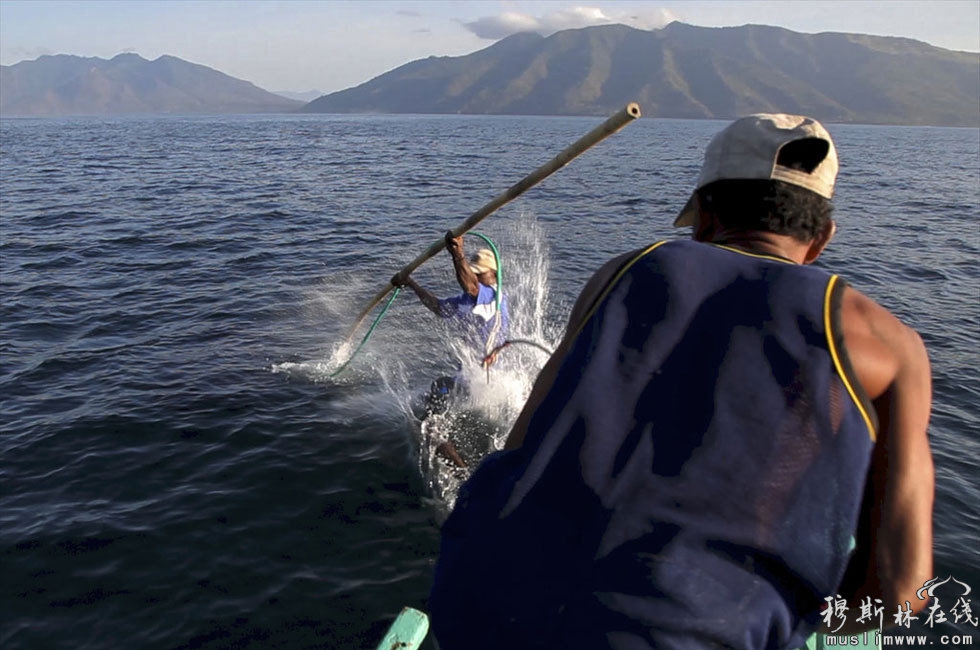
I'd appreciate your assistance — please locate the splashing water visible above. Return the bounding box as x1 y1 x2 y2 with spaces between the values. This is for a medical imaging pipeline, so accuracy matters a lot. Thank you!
405 213 564 512
274 213 565 511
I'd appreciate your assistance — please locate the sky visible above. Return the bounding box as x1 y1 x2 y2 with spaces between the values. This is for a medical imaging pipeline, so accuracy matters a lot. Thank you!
1 0 978 95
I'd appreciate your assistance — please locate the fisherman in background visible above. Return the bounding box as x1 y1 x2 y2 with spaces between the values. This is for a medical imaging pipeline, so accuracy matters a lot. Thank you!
393 231 509 466
428 114 934 648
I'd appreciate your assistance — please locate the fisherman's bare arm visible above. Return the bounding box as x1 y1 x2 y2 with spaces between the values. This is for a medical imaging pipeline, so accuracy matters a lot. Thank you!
436 440 467 468
392 273 443 316
836 285 934 629
446 232 480 298
504 250 638 450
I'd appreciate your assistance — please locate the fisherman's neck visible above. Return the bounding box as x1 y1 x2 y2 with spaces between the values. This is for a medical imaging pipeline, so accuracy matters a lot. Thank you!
698 230 811 265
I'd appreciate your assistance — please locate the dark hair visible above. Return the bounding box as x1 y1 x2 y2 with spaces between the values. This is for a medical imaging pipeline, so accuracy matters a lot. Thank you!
695 179 834 242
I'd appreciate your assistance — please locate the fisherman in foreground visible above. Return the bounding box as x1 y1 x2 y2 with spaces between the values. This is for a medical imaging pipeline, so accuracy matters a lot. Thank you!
428 114 934 648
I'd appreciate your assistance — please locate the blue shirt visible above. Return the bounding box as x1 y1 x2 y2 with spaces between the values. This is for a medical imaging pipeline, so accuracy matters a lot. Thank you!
430 240 877 650
438 283 508 355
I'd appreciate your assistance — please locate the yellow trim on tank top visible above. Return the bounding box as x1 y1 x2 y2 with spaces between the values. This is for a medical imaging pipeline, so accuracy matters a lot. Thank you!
824 275 877 442
572 240 792 342
570 241 668 341
710 243 795 265
567 241 877 442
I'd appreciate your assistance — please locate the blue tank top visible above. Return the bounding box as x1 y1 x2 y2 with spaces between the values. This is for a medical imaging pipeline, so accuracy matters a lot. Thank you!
430 240 878 650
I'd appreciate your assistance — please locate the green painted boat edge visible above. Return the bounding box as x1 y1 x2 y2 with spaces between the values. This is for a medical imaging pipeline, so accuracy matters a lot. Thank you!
375 607 429 650
374 605 879 649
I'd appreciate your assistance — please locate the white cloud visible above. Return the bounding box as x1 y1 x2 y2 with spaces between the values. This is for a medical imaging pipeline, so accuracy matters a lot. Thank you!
462 5 680 41
464 12 542 40
619 8 681 31
539 7 614 32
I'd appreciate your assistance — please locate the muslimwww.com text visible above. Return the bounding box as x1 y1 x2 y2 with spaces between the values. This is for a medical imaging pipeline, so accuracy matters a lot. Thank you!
825 632 974 645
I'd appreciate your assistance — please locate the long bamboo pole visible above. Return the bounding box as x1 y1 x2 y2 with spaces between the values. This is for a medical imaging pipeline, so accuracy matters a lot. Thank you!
340 102 641 349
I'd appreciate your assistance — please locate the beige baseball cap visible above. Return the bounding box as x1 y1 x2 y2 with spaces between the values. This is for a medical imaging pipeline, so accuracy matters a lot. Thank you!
469 249 498 274
674 113 839 227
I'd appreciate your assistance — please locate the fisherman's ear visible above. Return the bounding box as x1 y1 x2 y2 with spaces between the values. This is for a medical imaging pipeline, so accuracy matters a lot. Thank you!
803 220 836 265
692 196 717 242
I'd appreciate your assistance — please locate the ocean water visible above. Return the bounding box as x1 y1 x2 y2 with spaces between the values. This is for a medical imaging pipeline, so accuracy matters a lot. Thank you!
1 113 977 649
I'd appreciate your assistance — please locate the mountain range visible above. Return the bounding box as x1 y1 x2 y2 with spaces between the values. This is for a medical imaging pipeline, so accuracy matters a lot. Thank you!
0 53 300 116
1 23 977 127
303 23 979 127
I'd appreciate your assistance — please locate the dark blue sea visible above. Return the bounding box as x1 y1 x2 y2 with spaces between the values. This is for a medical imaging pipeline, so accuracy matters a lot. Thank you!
1 113 978 649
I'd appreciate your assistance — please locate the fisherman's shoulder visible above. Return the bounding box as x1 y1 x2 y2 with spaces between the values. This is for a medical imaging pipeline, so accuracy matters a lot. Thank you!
475 283 497 300
565 243 668 331
589 242 674 290
838 282 929 401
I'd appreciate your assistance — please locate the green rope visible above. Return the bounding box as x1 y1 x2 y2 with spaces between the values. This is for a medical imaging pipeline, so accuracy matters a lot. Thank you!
468 231 503 355
468 231 502 311
329 286 402 378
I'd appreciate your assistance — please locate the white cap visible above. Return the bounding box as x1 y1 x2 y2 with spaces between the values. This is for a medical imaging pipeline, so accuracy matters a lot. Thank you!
468 249 497 274
675 113 839 226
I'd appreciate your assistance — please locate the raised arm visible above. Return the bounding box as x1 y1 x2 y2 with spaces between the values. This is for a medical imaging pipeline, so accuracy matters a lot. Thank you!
445 232 480 298
836 285 934 628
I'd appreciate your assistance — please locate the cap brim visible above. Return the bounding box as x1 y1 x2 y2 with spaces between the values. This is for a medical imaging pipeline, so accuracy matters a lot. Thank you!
469 264 490 275
674 193 697 227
